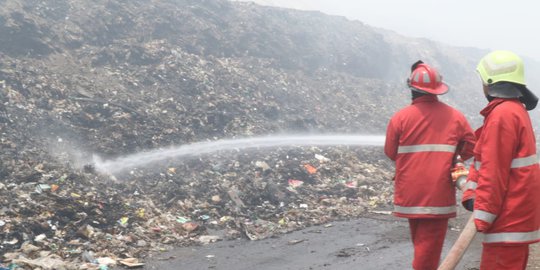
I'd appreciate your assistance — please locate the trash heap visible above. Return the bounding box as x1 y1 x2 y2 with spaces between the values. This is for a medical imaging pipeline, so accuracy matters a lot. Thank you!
0 0 486 269
0 139 393 269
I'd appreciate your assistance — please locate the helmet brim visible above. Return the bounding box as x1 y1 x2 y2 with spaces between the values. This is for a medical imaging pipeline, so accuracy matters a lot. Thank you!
411 82 449 95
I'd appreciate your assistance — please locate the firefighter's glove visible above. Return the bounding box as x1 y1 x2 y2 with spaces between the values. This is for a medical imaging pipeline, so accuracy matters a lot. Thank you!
462 198 474 212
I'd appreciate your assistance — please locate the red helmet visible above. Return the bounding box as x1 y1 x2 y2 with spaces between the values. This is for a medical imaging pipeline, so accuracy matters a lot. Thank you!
407 63 448 95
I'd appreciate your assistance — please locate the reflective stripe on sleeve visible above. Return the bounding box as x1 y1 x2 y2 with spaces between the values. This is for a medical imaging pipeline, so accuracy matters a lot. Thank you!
511 154 538 168
394 205 456 215
474 209 497 223
484 230 540 243
465 181 477 190
475 161 481 170
397 144 456 154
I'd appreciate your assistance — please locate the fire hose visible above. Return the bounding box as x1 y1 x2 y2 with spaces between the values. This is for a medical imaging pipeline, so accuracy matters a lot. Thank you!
437 160 477 270
438 215 476 270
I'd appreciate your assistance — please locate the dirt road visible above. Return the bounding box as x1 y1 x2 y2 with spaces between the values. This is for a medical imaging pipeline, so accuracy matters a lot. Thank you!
137 212 484 270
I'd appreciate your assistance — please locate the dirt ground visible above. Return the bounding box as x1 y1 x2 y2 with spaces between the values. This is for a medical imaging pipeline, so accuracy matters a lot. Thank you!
530 245 540 269
125 207 540 270
134 211 483 270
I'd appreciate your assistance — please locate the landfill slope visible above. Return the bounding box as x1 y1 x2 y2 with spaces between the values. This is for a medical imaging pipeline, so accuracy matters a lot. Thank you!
0 0 529 268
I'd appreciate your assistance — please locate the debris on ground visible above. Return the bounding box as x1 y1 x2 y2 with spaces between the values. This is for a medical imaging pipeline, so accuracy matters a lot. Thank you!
0 0 415 268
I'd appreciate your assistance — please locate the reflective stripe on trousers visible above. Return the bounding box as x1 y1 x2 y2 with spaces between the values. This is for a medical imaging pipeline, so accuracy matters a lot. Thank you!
484 230 540 243
394 205 456 215
397 144 456 154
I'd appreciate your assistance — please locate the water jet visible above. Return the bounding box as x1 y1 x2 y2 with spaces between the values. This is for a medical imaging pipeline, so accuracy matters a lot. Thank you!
93 134 386 174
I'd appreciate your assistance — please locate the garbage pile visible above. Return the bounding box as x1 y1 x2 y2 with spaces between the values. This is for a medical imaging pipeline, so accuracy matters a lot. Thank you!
0 140 393 269
0 0 475 269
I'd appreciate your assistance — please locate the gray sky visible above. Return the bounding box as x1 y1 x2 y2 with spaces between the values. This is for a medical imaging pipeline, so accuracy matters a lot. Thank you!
236 0 540 61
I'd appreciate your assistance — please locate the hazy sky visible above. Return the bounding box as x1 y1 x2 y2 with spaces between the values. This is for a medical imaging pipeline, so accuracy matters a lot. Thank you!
237 0 540 61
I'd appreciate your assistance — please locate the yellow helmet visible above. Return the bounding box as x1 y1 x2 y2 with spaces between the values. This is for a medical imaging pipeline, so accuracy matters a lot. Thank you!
476 50 525 85
477 50 538 110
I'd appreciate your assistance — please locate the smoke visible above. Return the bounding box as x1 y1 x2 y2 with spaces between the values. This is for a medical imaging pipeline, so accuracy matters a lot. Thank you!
45 135 94 171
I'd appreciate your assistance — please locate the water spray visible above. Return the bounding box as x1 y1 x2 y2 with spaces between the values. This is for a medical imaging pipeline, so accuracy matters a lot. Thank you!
92 134 385 174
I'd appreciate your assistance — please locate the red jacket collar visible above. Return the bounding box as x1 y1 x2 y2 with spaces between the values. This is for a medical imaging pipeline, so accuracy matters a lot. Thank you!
412 95 438 104
480 98 521 117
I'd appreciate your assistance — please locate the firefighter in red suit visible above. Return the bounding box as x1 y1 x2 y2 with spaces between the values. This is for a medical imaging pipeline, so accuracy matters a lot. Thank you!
385 61 476 270
462 50 540 270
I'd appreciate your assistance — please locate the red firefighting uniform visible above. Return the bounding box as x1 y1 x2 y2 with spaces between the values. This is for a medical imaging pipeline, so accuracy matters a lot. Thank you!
469 98 540 270
385 95 475 270
461 128 483 208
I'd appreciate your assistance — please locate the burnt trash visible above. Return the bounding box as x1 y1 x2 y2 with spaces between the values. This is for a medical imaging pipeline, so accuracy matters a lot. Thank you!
0 0 399 268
